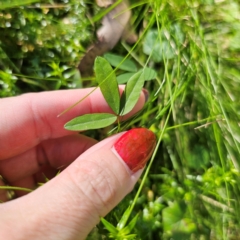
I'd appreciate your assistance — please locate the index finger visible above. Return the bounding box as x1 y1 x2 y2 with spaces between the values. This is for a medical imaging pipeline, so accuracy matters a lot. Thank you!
0 87 146 160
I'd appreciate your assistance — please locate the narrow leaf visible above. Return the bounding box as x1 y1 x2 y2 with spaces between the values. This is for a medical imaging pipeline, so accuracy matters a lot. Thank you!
101 217 118 234
94 57 120 114
104 53 137 72
119 234 137 239
120 213 139 235
120 70 145 116
64 113 117 131
117 72 136 84
117 206 132 230
0 186 32 192
0 0 39 9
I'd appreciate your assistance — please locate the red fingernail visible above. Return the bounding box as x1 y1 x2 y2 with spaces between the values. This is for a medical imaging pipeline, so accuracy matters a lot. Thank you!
113 128 156 173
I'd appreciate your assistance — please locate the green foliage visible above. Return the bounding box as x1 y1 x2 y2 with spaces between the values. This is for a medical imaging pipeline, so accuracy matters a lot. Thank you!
2 0 240 239
120 70 146 115
117 68 157 84
0 69 18 97
64 57 155 131
143 24 184 62
100 206 139 239
64 113 117 131
0 0 39 9
94 56 120 114
162 201 197 239
117 72 136 84
0 0 90 95
104 53 138 72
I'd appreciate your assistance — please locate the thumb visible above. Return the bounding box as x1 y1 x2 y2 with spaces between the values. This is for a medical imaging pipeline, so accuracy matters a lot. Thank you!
0 128 156 240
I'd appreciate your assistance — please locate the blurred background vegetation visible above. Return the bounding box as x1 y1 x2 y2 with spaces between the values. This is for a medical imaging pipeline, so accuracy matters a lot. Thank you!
0 0 92 95
1 0 240 239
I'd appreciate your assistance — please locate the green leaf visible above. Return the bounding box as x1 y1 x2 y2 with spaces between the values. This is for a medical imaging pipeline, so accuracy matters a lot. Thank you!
117 206 132 230
120 70 145 116
117 68 156 84
143 25 184 63
118 234 137 239
156 103 171 119
162 201 187 232
101 217 118 234
142 67 157 81
0 0 39 9
186 145 210 169
94 57 120 114
104 53 137 72
64 113 117 131
162 201 196 236
117 72 136 84
120 213 139 235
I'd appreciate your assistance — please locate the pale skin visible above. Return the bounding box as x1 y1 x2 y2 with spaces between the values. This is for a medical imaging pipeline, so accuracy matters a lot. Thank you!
0 87 146 239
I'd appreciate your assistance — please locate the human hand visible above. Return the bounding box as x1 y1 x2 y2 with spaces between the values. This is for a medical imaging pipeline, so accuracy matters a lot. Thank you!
0 87 156 239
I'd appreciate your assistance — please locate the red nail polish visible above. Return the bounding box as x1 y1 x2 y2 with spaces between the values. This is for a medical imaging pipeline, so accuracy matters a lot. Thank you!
113 128 156 172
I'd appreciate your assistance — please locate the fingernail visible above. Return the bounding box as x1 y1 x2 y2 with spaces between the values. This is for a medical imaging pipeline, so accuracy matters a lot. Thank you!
142 89 149 102
113 128 156 173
